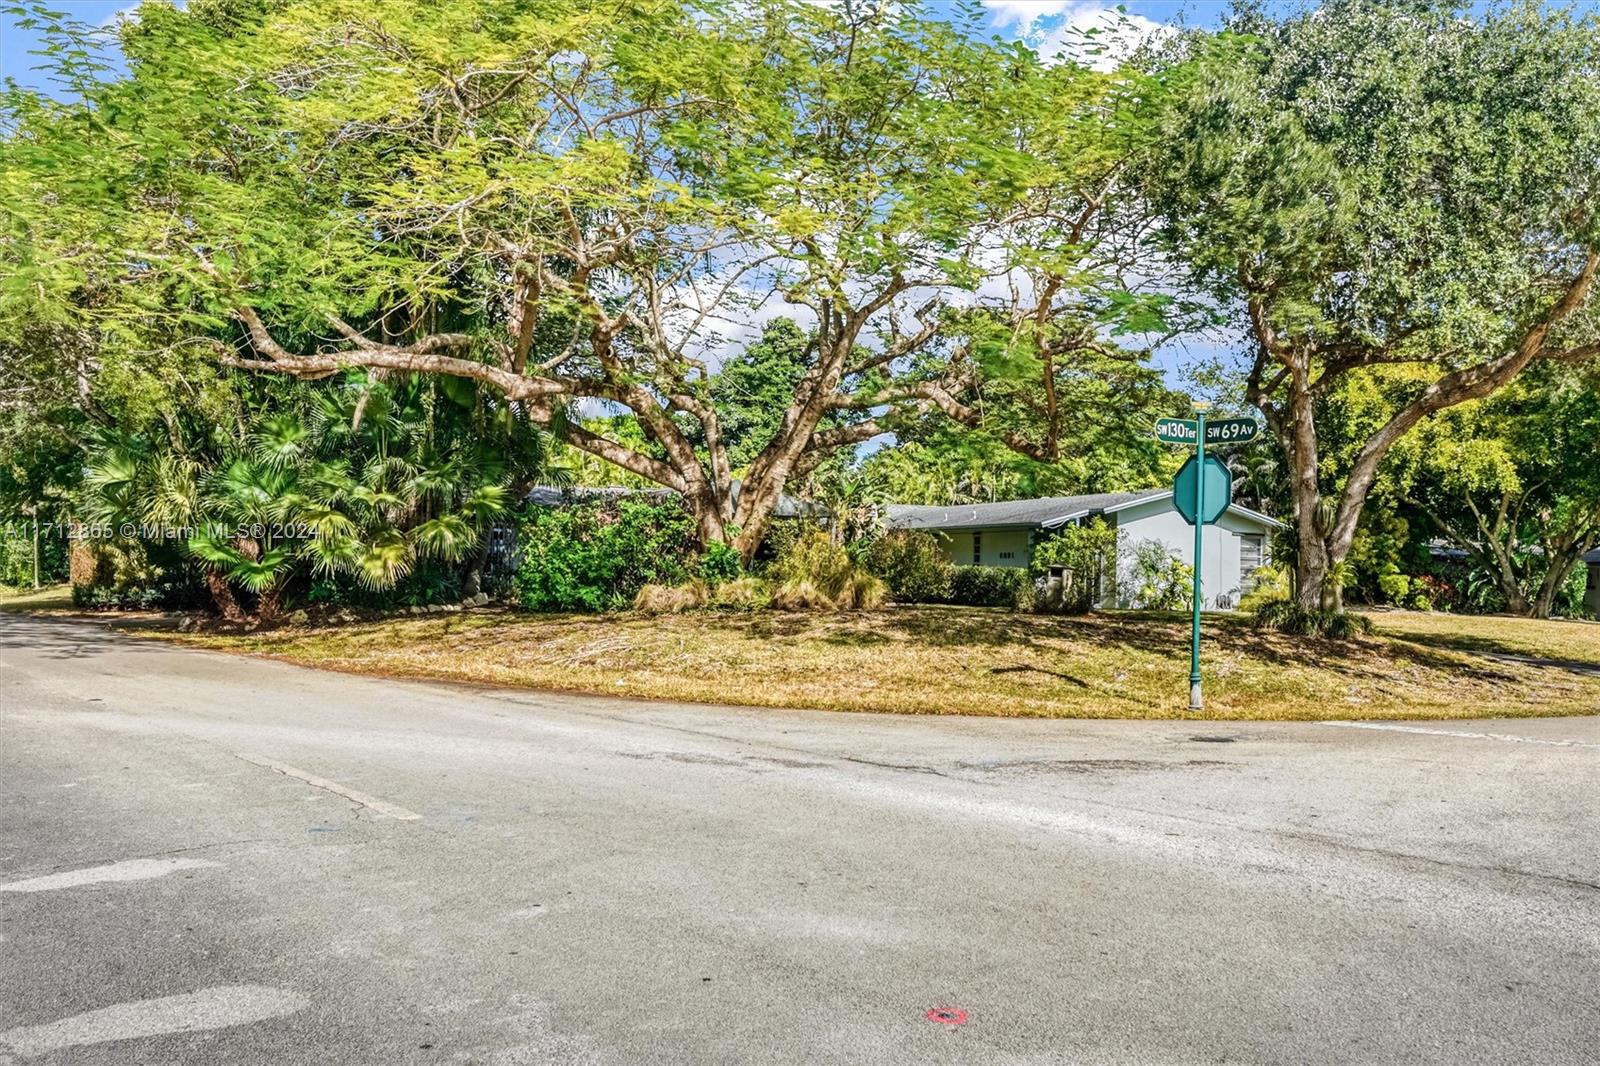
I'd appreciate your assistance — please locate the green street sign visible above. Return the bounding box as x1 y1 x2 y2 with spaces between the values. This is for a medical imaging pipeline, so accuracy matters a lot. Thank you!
1204 417 1260 445
1173 454 1232 526
1153 417 1199 445
1155 415 1260 446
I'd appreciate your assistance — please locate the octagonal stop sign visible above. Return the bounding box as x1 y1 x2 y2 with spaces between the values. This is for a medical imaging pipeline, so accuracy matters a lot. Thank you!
1173 454 1232 526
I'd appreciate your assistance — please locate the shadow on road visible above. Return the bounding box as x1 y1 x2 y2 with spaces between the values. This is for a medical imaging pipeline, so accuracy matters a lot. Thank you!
0 613 171 661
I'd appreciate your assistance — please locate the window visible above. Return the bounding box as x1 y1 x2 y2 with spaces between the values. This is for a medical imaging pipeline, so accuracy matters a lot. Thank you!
972 531 982 565
1239 534 1265 587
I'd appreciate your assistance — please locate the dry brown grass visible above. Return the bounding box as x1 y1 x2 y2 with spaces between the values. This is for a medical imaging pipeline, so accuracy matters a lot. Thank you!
1358 608 1600 666
147 605 1600 721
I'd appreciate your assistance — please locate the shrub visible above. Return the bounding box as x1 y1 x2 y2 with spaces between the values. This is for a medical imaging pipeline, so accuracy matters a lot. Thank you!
308 559 464 609
1237 564 1291 613
1030 520 1116 612
711 576 770 610
753 518 823 567
767 529 886 610
1376 566 1411 604
770 530 853 589
862 530 952 603
66 538 205 610
1408 573 1452 612
699 541 744 584
1118 538 1193 610
1252 600 1374 638
948 565 1034 609
634 580 711 614
514 497 696 611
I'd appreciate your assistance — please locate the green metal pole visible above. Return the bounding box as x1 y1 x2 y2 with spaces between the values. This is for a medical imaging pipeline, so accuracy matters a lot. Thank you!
1189 411 1206 711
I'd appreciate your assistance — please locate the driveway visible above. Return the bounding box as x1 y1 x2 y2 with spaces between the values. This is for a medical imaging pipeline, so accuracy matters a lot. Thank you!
1 613 1596 1064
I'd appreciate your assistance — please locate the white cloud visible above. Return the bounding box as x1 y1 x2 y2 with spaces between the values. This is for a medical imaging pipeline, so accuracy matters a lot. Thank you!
98 3 142 28
982 1 1076 28
984 2 1171 72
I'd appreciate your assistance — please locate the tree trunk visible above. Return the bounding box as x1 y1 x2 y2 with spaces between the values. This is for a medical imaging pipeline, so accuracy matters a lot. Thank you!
1498 570 1532 617
688 486 730 554
257 579 284 622
732 482 784 564
1279 366 1340 611
1531 548 1584 619
205 570 246 622
461 535 491 599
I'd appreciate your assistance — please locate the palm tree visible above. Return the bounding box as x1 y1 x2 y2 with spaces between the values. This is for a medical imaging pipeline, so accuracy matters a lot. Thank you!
82 373 565 621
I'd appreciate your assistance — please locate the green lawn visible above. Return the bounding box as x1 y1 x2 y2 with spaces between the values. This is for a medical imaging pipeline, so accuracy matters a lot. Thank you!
0 584 73 610
136 604 1600 721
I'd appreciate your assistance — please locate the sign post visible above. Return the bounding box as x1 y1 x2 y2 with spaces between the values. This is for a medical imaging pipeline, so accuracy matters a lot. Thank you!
1153 407 1254 713
1188 406 1207 711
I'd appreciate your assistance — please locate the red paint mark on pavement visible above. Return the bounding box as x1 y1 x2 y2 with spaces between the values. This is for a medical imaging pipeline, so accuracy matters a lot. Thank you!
926 1007 967 1025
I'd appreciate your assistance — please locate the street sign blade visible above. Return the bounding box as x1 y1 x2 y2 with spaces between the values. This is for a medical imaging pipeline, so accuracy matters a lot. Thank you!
1153 417 1199 445
1203 417 1260 445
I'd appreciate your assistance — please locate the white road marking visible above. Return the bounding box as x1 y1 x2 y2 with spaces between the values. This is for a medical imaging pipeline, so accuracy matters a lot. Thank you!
0 985 307 1058
235 753 421 819
0 858 220 894
1322 722 1600 749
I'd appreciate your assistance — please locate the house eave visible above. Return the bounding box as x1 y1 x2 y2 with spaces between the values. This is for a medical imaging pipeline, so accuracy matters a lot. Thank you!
1099 490 1286 530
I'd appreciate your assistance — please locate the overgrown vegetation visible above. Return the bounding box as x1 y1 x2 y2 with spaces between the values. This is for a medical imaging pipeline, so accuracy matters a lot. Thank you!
1030 520 1118 613
1252 601 1375 640
514 497 701 613
1 0 1596 640
863 531 953 604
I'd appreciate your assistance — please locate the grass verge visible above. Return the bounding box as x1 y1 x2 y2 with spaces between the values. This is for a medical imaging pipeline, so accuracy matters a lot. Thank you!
0 584 74 611
136 604 1600 721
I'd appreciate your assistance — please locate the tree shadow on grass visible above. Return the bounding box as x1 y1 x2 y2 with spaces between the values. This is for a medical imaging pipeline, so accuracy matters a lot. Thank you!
1367 618 1600 673
694 605 1530 687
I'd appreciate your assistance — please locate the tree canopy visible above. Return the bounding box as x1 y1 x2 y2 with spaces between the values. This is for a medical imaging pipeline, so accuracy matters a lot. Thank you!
1143 0 1600 607
4 0 1189 558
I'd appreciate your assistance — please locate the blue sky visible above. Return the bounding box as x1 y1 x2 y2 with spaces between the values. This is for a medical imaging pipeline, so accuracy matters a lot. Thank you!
2 1 1245 91
2 1 135 87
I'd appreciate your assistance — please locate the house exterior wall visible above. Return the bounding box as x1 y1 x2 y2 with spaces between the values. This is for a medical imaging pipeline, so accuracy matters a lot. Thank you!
932 528 1031 568
1586 561 1600 616
921 499 1277 609
1111 499 1271 611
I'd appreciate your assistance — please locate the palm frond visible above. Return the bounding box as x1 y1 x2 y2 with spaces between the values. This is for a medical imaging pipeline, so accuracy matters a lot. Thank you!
353 529 414 590
251 414 310 469
225 547 295 593
410 514 478 562
299 532 362 577
459 484 509 522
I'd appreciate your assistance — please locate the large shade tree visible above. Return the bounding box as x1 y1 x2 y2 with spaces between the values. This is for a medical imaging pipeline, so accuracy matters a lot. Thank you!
1389 362 1600 618
1143 0 1600 609
4 0 1184 559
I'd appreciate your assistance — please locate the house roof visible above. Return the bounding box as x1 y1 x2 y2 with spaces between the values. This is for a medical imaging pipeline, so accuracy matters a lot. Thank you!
1584 546 1600 564
884 489 1285 532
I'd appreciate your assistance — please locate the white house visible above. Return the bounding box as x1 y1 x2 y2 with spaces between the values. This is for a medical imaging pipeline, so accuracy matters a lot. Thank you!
885 489 1285 611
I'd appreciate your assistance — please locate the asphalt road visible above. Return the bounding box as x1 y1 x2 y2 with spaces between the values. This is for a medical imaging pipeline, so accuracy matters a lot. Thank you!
1 612 1597 1065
